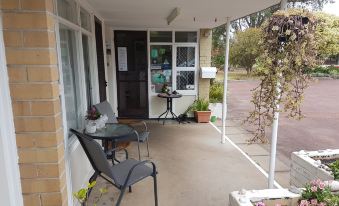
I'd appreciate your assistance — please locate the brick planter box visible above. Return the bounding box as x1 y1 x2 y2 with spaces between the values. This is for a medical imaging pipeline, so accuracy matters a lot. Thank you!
229 189 300 206
290 149 339 187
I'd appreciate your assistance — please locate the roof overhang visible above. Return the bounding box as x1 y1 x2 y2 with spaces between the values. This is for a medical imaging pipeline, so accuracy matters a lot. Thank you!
85 0 281 29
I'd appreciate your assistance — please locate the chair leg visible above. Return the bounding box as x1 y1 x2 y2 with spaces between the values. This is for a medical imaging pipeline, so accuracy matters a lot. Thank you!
129 186 132 193
153 175 158 206
146 139 150 157
137 141 141 160
116 187 127 206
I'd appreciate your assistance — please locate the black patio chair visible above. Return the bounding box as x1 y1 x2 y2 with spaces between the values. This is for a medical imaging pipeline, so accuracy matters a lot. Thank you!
94 101 151 157
70 129 158 206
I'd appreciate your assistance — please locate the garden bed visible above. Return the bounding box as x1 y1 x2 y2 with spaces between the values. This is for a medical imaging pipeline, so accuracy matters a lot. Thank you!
291 149 339 187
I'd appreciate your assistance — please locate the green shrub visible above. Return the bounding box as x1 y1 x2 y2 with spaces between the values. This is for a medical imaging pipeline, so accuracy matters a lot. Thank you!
329 160 339 180
209 82 224 103
312 65 339 75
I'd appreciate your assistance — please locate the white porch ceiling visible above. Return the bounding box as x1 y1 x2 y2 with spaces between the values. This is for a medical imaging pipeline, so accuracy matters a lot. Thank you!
85 0 281 29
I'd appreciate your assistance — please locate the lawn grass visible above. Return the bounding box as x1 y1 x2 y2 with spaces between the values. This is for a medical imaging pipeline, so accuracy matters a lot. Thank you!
216 69 258 81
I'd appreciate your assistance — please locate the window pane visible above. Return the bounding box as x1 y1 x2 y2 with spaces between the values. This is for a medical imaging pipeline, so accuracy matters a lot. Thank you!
176 47 195 67
82 34 92 108
150 31 172 42
175 32 197 42
150 45 172 93
176 71 195 90
59 25 81 132
80 8 91 31
57 0 78 25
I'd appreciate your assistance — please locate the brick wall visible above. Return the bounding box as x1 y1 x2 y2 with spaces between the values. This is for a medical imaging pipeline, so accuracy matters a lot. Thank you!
1 0 68 205
199 29 212 100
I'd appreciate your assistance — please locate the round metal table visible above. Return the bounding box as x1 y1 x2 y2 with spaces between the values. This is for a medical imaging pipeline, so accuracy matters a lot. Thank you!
157 93 182 124
85 123 136 160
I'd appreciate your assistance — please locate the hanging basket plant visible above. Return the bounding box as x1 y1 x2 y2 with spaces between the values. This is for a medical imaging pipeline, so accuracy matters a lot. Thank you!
246 9 318 143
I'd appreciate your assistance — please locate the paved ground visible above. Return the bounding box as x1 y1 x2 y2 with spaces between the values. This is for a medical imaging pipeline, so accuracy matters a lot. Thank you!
227 79 339 164
88 121 269 206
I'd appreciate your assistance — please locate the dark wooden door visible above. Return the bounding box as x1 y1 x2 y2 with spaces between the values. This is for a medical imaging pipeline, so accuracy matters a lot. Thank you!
114 31 148 118
94 17 107 102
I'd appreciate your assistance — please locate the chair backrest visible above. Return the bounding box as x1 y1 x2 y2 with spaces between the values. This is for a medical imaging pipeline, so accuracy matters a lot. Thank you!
94 101 118 124
69 129 117 183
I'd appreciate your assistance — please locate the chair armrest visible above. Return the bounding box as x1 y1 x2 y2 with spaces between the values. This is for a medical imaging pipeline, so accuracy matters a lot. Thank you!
107 147 128 160
123 160 157 187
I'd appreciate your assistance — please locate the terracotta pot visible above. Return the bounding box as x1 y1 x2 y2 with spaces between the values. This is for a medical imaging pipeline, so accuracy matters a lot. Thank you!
194 111 211 123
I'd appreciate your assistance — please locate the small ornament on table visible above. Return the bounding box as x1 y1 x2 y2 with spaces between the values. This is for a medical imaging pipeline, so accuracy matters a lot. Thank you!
161 83 170 95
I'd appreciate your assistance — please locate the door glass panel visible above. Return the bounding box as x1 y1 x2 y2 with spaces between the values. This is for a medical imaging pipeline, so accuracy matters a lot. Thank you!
150 45 172 93
150 31 172 42
59 24 81 132
82 34 92 108
175 32 197 42
176 47 195 67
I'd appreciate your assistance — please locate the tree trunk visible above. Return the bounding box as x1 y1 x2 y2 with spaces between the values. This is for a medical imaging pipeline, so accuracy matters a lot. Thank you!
246 68 251 75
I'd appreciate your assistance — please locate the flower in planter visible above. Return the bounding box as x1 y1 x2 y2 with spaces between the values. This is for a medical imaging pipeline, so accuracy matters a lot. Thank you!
86 106 101 120
300 179 332 206
255 202 266 206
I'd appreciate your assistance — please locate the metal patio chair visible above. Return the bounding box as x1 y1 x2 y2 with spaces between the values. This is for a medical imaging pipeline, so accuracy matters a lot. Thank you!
70 129 158 206
94 101 151 157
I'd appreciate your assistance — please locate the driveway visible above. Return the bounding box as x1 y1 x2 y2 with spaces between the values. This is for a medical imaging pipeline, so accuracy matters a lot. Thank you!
227 79 339 162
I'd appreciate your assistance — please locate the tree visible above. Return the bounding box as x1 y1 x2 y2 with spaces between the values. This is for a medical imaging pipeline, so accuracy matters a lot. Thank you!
314 12 339 61
229 28 263 74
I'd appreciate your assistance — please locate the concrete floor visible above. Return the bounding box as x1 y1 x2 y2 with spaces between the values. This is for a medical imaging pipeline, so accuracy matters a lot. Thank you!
213 119 290 188
88 121 269 206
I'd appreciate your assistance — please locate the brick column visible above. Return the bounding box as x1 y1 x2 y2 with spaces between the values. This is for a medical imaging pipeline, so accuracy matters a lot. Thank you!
1 1 68 205
199 29 212 100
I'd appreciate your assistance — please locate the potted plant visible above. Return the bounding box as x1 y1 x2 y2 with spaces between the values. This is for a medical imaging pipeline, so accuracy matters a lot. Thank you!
191 99 211 123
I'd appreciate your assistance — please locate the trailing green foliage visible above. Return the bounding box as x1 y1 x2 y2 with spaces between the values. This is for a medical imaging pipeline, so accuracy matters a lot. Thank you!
209 82 224 103
190 99 209 111
246 9 318 143
329 160 339 180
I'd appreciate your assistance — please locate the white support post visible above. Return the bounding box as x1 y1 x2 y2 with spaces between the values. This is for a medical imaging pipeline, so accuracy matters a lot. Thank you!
221 17 231 144
268 0 288 189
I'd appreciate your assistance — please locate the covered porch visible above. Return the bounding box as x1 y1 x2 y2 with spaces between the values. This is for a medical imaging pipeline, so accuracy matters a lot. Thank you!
88 121 269 205
0 0 285 205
